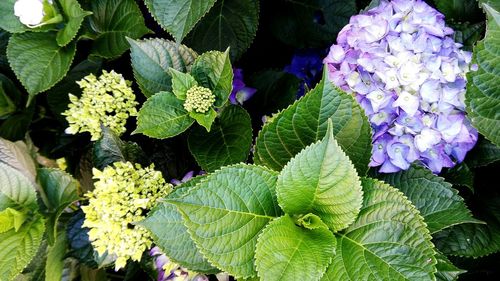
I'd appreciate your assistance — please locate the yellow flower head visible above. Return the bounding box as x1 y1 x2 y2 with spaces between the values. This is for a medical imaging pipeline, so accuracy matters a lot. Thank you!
183 85 216 113
62 70 138 141
81 161 172 270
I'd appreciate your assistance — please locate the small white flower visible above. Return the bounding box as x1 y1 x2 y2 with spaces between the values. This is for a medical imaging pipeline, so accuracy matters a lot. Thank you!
14 0 49 27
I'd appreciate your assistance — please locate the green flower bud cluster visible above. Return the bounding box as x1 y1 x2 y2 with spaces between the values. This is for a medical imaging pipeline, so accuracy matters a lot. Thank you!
63 71 138 141
183 85 216 113
81 161 172 270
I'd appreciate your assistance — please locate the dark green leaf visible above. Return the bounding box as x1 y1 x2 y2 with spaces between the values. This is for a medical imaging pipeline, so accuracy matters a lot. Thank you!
0 79 16 118
184 0 259 60
254 71 372 175
45 230 68 281
0 104 34 141
188 105 252 172
442 163 474 192
7 32 76 96
465 137 500 167
144 0 217 42
435 251 466 281
375 165 481 233
128 38 198 98
57 0 93 47
434 0 483 22
135 91 194 139
89 0 150 58
38 168 79 245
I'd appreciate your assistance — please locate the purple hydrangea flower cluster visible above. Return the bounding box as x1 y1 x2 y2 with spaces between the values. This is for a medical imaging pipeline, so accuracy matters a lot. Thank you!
285 49 325 97
323 0 478 173
230 68 256 105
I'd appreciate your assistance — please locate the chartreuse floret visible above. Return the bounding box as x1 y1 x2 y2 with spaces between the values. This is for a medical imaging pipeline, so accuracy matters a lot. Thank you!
81 161 172 270
63 71 138 141
183 85 216 113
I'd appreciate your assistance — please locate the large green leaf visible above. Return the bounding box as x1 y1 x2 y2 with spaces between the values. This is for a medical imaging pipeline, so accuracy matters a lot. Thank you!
0 163 37 211
134 91 194 139
190 49 233 108
144 0 217 42
270 0 356 48
37 168 79 245
128 38 198 98
434 0 483 22
465 138 500 167
89 0 150 58
465 3 500 146
168 164 281 279
93 126 147 170
277 119 363 232
56 0 92 47
0 138 36 183
434 251 465 281
0 0 29 33
321 178 437 281
255 215 336 281
0 214 45 281
45 230 68 281
184 0 259 60
7 32 76 96
254 72 372 175
141 176 217 273
188 105 252 172
376 165 480 234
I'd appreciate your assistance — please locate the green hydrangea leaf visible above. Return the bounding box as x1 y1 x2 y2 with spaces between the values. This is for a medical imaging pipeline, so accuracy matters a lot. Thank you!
434 0 483 22
38 168 79 245
465 3 500 146
128 38 198 98
0 0 29 33
276 119 363 232
255 215 336 281
141 176 218 273
93 126 147 170
45 230 68 281
170 68 198 100
465 138 500 167
0 214 45 281
144 0 217 42
254 71 372 175
188 105 253 172
189 108 217 132
375 165 481 234
0 163 37 211
321 178 437 281
56 0 92 47
88 0 150 59
0 80 16 118
184 0 259 60
7 32 76 96
434 251 465 281
0 207 28 233
441 162 474 192
168 164 281 279
135 91 195 139
190 49 233 108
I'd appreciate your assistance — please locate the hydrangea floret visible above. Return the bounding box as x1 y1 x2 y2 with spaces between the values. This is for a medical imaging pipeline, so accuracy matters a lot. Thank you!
230 68 256 105
14 0 62 27
63 71 138 141
323 0 478 173
150 246 209 281
183 85 216 113
81 162 172 270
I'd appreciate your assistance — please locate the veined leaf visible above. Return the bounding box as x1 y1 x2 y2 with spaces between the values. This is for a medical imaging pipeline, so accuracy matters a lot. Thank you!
0 208 27 233
56 0 92 47
89 0 150 58
0 163 37 210
141 176 217 273
322 178 437 281
434 251 465 281
465 138 500 167
190 49 233 108
168 164 281 279
144 0 217 42
188 105 253 172
376 165 481 234
37 168 79 245
0 138 36 183
128 38 197 98
7 32 76 96
134 91 194 139
255 215 336 281
0 214 45 281
465 3 500 146
254 71 372 175
184 0 259 60
276 119 363 232
170 68 198 100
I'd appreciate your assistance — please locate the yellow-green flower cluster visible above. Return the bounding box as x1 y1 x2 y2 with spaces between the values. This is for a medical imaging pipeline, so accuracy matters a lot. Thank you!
81 161 172 270
183 85 216 113
63 71 138 141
